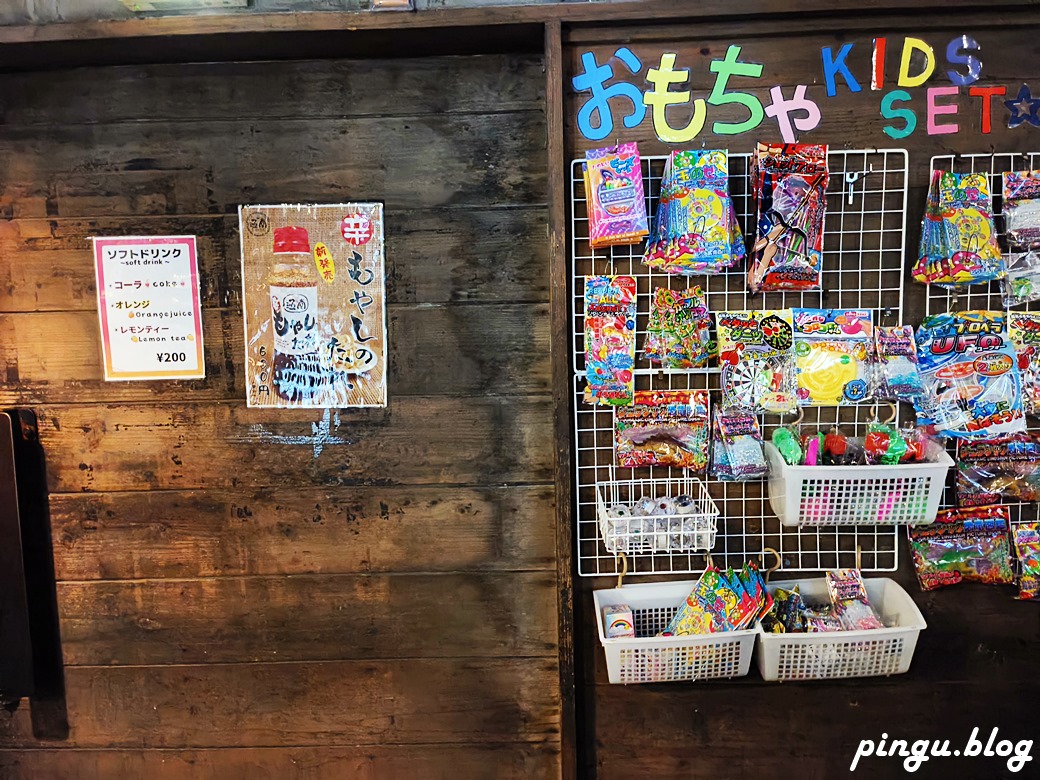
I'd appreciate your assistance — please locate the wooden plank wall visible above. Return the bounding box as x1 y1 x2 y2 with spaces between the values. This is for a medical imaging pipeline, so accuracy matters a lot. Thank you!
0 53 561 777
565 11 1040 780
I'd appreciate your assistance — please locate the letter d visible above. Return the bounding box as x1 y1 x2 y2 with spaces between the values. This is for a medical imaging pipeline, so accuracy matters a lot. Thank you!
966 727 984 757
898 37 936 88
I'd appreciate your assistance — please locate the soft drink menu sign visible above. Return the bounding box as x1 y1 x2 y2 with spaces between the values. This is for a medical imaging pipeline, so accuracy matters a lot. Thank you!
92 235 206 381
239 203 387 408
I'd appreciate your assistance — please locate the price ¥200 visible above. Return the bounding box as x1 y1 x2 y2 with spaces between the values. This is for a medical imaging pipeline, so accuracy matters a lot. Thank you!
157 352 188 363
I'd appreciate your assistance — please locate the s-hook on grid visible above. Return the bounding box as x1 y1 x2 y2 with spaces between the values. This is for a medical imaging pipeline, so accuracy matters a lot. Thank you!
924 152 1040 534
572 149 910 577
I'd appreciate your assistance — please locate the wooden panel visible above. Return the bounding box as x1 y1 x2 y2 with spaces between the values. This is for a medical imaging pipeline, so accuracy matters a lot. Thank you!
0 207 549 313
57 572 557 665
0 744 561 780
0 303 549 403
50 485 555 579
39 397 552 492
0 660 560 748
0 55 543 127
1 113 547 219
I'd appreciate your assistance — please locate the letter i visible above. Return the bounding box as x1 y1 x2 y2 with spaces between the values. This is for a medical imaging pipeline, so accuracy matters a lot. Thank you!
872 38 887 90
877 733 889 757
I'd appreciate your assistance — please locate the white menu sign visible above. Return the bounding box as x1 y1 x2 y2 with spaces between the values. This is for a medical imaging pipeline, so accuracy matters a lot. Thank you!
92 236 205 381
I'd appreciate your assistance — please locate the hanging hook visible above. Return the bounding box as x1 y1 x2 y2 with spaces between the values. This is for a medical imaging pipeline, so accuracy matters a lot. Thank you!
616 551 628 589
760 547 782 583
855 544 863 570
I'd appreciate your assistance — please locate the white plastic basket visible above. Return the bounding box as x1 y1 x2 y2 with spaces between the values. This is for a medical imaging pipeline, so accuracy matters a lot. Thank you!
595 470 718 554
764 441 953 527
593 579 755 684
755 577 927 681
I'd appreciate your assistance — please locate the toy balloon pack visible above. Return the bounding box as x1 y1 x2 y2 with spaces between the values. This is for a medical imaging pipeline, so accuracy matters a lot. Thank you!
583 143 649 249
615 390 710 472
716 309 796 413
1007 311 1040 415
1001 171 1040 306
643 287 713 369
908 505 1014 591
643 150 745 275
955 434 1040 507
913 311 1026 439
748 142 829 293
1012 522 1040 601
792 308 873 405
583 276 636 406
872 325 927 402
913 170 1002 287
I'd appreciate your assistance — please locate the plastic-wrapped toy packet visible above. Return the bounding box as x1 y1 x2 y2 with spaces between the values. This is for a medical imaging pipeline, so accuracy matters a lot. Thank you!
864 421 908 465
913 170 1002 287
644 287 714 368
583 143 649 249
1002 251 1040 307
873 325 927 402
661 566 763 636
908 505 1014 591
826 569 884 630
1002 172 1040 305
956 434 1040 506
716 309 796 413
1007 311 1040 416
914 310 1026 439
792 308 873 405
760 586 804 633
614 389 710 472
771 425 803 465
1012 522 1040 601
643 150 745 275
583 276 636 406
803 606 844 633
710 410 768 481
748 142 828 293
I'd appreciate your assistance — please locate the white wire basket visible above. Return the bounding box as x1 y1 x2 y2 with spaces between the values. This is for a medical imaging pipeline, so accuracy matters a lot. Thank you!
594 579 756 684
595 470 718 554
755 577 927 681
764 441 953 528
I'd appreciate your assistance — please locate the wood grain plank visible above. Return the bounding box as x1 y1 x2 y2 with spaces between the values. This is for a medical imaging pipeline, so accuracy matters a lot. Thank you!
0 207 549 312
0 303 549 403
1 113 546 219
50 485 555 579
0 744 561 780
0 660 560 748
39 397 553 492
0 55 543 127
57 572 558 665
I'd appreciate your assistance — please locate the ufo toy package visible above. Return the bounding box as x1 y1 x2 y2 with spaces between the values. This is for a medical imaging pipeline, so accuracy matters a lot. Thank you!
792 308 873 406
913 311 1026 439
584 143 649 249
643 150 745 275
913 170 1002 287
748 142 829 293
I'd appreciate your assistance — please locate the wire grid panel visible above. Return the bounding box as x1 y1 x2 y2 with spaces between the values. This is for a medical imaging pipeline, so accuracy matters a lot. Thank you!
922 152 1040 537
572 150 910 577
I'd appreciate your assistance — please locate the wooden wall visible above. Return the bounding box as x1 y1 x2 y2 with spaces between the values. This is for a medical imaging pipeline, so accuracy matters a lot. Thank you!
565 10 1040 780
0 53 562 778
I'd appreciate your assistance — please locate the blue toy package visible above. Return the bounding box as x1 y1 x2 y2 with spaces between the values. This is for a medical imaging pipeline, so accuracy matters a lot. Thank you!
873 325 927 402
914 311 1027 439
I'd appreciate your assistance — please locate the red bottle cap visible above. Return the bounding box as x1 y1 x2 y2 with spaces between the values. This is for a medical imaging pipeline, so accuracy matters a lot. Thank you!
272 226 311 254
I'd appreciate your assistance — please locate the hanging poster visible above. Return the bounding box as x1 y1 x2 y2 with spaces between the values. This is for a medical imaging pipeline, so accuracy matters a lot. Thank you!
239 203 387 408
92 235 205 381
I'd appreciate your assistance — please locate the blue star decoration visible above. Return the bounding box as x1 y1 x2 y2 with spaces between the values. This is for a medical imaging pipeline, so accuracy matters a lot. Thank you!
1005 84 1040 129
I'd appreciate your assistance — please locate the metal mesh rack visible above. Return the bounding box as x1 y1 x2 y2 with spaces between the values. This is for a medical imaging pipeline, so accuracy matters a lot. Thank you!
923 152 1040 535
572 149 911 577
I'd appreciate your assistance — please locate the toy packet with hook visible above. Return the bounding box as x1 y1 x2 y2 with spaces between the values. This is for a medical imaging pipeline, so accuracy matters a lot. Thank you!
913 311 1026 439
872 325 928 402
643 286 714 368
716 309 796 413
583 276 636 406
747 142 829 294
826 569 885 630
1012 522 1040 601
955 433 1040 507
908 505 1014 591
913 170 1002 287
792 308 873 405
1001 171 1040 306
661 566 764 636
710 409 768 481
1007 311 1040 415
643 150 745 275
614 390 710 472
583 143 649 249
